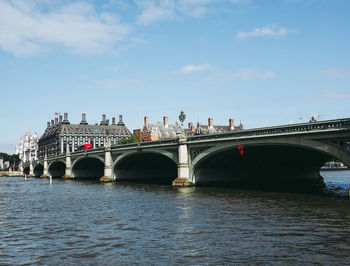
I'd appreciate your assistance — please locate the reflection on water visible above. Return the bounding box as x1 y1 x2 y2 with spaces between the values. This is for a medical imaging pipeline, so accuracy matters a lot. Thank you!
0 171 349 264
321 170 350 197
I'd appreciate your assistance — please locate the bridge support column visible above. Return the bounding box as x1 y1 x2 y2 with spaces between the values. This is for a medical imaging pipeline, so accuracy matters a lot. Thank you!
172 136 195 187
40 152 49 178
29 161 34 177
63 144 73 179
100 146 114 182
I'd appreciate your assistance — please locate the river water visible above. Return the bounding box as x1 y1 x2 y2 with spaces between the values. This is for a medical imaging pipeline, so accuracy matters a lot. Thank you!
0 171 350 265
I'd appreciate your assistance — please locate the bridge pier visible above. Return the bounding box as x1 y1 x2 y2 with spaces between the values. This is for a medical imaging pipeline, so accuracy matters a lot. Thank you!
63 144 73 179
28 161 34 177
100 146 114 182
40 152 49 178
172 136 195 187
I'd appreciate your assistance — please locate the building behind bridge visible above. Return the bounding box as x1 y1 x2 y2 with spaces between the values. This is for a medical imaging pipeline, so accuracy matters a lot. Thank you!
138 116 243 141
38 113 131 158
141 116 181 141
187 118 243 135
15 130 39 163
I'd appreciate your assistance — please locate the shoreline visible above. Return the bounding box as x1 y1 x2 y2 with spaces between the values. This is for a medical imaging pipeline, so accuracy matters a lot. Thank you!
0 171 24 177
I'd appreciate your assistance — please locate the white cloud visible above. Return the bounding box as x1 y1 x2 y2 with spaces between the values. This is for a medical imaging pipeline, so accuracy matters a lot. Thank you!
136 1 175 25
136 0 249 25
0 1 132 56
237 25 297 39
229 68 275 80
321 69 350 79
179 64 211 73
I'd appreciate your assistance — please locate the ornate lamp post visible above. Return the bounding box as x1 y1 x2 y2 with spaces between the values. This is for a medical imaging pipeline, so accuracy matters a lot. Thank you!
178 110 186 136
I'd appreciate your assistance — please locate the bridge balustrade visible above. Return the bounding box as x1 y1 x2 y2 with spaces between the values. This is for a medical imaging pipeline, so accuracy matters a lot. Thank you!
187 118 350 142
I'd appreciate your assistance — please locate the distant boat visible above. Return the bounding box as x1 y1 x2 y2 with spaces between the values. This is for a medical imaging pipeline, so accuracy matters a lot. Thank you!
321 161 348 171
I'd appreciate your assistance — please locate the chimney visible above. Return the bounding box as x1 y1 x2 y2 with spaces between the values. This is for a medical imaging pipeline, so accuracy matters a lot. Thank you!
163 116 168 128
100 114 106 125
106 119 110 125
229 118 234 130
208 118 213 128
188 122 195 132
59 115 63 123
55 118 58 125
118 115 125 125
51 120 54 127
47 122 50 128
80 113 88 125
62 113 70 124
144 116 149 126
112 117 116 125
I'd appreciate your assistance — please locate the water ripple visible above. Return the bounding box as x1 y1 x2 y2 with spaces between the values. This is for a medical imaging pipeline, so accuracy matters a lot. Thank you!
0 174 350 264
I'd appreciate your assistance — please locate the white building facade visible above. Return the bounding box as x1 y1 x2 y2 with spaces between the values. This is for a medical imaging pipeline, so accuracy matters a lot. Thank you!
15 130 39 165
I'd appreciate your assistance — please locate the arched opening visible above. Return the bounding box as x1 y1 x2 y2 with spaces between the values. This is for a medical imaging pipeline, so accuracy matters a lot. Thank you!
33 164 44 177
23 167 30 175
193 145 332 190
72 157 104 180
115 152 177 184
48 161 66 178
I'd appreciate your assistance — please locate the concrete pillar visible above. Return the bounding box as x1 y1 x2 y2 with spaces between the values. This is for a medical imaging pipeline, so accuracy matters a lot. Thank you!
172 136 195 187
41 152 49 178
100 146 114 182
29 162 34 177
63 143 72 179
93 137 96 148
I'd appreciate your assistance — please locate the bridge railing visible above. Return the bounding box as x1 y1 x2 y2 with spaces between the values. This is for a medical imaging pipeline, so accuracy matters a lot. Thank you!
110 138 178 151
187 118 350 142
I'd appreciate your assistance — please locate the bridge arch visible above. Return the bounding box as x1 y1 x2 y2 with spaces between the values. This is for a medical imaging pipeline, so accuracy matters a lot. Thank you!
191 139 349 190
33 164 44 177
71 155 104 169
114 151 178 184
71 156 104 180
23 166 30 175
48 160 66 178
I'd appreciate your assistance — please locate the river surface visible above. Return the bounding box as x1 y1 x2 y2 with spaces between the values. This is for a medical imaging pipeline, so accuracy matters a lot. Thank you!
0 171 350 265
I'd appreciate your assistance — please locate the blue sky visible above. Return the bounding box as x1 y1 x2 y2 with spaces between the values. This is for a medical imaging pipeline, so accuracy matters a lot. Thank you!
1 0 350 153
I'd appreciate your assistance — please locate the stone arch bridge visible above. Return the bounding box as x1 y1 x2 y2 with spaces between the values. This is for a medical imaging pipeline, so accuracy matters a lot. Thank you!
23 118 350 189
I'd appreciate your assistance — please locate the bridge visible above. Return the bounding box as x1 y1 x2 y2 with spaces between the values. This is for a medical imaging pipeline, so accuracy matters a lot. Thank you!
23 118 350 189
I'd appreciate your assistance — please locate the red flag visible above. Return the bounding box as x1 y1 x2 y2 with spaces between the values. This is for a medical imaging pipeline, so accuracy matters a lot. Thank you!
54 112 60 116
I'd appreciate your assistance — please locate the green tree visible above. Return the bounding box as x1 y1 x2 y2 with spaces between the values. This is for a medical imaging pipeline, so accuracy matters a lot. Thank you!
115 135 138 145
0 153 20 164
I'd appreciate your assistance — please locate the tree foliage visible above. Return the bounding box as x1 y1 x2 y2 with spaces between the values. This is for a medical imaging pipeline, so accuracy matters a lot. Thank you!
0 153 20 164
115 136 138 145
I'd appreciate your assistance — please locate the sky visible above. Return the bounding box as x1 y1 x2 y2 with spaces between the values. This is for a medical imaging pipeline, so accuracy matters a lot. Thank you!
0 0 350 154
